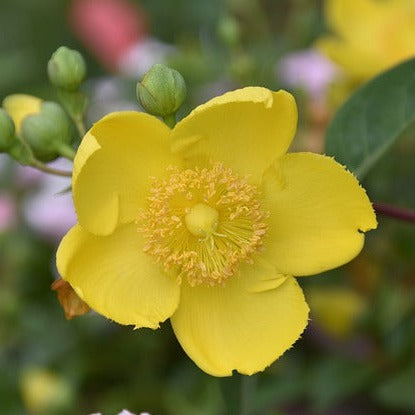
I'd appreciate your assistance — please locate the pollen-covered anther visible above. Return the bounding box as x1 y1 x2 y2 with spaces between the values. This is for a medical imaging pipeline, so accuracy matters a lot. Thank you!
138 163 268 286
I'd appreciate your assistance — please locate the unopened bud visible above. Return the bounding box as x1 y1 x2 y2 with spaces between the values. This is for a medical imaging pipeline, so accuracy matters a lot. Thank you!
137 64 186 118
21 102 73 162
48 46 86 91
0 109 16 152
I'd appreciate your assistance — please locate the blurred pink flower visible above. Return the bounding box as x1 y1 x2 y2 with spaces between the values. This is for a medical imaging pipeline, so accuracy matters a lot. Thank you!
278 49 339 99
23 159 76 240
69 0 173 77
69 0 148 71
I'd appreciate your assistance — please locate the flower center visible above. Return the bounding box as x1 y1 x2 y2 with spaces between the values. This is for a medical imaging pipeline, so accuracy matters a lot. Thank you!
185 203 219 238
138 163 268 286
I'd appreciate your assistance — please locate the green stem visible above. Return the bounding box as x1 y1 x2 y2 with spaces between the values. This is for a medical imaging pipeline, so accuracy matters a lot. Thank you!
74 116 86 138
56 89 87 141
240 375 257 415
162 113 176 129
30 160 72 177
56 143 76 160
8 138 72 177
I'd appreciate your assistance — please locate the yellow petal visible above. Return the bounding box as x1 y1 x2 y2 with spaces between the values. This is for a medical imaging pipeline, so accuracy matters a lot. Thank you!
262 152 377 276
56 223 180 328
171 262 309 377
319 0 415 80
73 111 180 235
323 0 382 42
172 87 297 182
316 37 383 81
3 94 42 133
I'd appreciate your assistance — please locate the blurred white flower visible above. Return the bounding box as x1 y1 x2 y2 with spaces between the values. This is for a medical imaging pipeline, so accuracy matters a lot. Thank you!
118 38 175 78
89 410 150 415
86 77 138 123
16 164 44 187
278 49 339 99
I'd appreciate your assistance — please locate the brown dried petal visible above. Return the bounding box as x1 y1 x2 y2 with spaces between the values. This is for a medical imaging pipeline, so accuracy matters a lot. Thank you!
51 278 90 320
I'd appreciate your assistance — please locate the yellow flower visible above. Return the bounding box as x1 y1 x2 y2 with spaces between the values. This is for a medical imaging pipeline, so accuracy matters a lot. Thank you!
308 286 366 338
57 87 377 376
20 367 71 414
317 0 415 81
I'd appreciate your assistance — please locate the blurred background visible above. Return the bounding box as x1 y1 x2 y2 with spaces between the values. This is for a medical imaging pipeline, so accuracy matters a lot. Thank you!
1 0 415 414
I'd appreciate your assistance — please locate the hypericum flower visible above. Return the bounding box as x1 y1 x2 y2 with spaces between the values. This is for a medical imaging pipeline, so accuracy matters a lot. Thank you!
57 87 377 376
317 0 415 82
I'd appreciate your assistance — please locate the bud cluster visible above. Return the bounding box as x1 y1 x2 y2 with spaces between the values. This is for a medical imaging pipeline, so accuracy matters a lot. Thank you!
0 46 88 166
0 95 74 163
0 46 188 176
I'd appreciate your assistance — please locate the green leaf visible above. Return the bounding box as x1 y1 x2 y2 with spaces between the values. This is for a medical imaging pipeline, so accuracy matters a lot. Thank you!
164 366 224 415
374 364 415 412
325 57 415 179
308 356 375 411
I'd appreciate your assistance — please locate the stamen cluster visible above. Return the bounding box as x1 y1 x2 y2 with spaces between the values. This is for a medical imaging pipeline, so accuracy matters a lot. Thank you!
138 163 268 286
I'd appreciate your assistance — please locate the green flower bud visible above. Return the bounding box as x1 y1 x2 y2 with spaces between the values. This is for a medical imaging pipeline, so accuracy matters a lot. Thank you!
21 102 73 162
137 64 187 119
47 46 86 91
3 94 42 134
0 108 16 152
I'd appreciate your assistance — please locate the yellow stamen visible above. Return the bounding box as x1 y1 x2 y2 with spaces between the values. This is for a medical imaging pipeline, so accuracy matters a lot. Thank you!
137 163 268 286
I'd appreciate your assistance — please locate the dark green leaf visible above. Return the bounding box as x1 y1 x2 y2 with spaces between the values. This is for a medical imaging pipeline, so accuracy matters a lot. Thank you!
325 58 415 178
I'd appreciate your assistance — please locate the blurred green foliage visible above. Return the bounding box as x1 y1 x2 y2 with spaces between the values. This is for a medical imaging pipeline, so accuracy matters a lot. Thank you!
1 0 415 414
